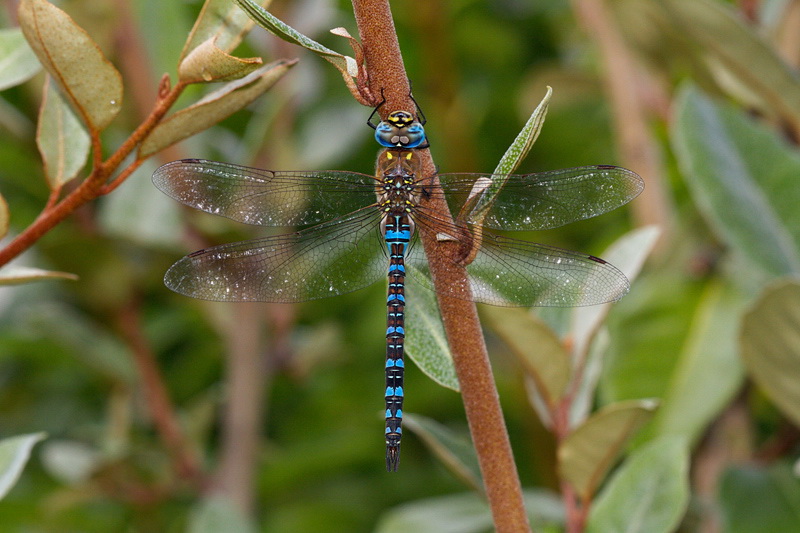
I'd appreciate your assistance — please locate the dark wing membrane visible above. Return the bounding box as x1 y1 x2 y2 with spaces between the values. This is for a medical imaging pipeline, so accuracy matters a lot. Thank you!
153 159 378 226
164 208 387 302
433 166 643 231
406 225 629 307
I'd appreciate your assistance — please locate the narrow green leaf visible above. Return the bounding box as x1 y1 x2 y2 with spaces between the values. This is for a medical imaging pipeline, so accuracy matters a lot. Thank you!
234 0 355 75
0 193 8 239
651 280 746 444
464 87 552 226
672 84 800 278
233 0 365 101
0 28 41 91
405 281 458 391
0 433 46 500
404 415 482 493
661 0 800 133
740 280 800 427
180 0 267 62
139 59 295 157
18 0 123 132
558 399 658 502
0 265 78 285
719 463 800 533
482 306 571 408
36 77 90 190
587 436 690 533
178 36 263 83
188 496 258 533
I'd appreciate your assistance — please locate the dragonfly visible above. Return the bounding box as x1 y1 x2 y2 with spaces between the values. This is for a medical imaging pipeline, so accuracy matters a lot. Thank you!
153 111 643 471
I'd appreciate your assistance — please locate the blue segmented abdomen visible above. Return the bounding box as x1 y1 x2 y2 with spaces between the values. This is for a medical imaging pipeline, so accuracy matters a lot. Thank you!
384 213 411 472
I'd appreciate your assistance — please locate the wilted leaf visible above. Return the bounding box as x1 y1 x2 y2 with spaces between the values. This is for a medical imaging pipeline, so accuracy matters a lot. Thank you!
178 36 262 83
180 0 267 62
741 280 800 427
18 0 123 132
672 84 800 278
0 27 41 91
139 59 295 157
587 436 690 533
0 433 46 500
404 414 481 492
558 399 658 502
405 279 458 391
36 77 91 190
0 265 78 285
482 306 570 409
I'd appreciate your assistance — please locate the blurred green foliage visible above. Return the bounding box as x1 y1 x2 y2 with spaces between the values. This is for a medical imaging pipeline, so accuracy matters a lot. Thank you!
2 0 800 532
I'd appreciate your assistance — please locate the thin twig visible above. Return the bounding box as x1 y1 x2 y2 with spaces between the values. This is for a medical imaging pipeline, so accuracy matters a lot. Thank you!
352 2 532 531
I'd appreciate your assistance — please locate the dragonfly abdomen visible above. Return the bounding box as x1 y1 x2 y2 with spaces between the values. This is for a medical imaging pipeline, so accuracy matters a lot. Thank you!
384 213 412 471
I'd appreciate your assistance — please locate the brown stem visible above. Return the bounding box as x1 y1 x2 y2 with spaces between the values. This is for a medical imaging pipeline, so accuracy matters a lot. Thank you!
353 2 531 531
116 298 204 486
0 79 187 268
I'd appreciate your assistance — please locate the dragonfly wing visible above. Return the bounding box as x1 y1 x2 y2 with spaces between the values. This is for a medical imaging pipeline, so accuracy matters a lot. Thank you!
435 166 643 231
153 159 378 226
406 230 629 307
164 209 387 302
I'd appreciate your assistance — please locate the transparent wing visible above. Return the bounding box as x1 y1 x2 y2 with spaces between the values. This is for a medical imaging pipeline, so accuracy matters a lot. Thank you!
164 208 387 302
433 166 643 231
153 159 378 226
407 216 629 307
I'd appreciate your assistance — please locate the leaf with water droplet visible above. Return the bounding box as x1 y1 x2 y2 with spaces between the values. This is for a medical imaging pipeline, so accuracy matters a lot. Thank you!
180 0 266 63
18 0 123 132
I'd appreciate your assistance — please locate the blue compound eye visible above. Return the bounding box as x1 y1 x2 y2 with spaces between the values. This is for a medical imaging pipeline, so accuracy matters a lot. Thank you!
374 111 427 148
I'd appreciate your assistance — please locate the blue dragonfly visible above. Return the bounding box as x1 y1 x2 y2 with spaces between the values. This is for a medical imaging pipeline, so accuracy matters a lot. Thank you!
153 113 643 471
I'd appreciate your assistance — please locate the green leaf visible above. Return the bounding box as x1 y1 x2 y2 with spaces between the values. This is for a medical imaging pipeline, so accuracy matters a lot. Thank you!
672 84 800 278
719 463 800 533
139 59 295 157
0 265 78 285
0 192 8 239
463 87 552 226
661 0 800 133
587 436 690 533
188 496 258 533
36 77 90 190
482 306 571 409
0 433 46 500
180 0 267 62
740 280 800 427
403 414 482 493
558 399 658 502
18 0 123 132
651 280 746 444
376 490 563 533
178 36 263 83
405 281 458 391
0 28 41 91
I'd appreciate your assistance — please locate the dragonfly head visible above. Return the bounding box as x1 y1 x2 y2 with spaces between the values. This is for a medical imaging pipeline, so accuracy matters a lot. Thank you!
375 111 427 149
